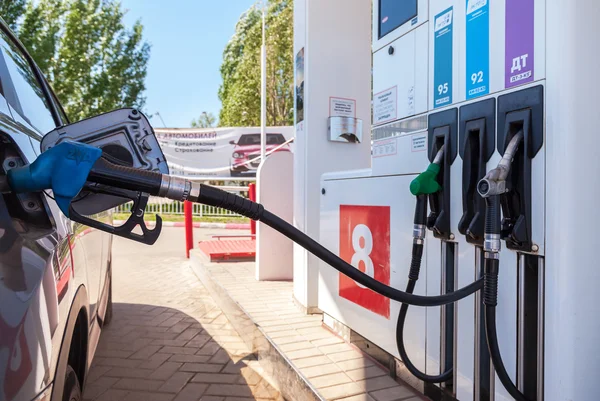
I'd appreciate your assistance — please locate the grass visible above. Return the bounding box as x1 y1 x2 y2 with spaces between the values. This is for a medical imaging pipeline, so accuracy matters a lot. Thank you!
113 213 249 224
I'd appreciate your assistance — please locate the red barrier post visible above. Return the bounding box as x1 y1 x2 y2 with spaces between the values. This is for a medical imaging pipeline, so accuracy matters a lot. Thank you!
184 200 194 258
248 183 256 235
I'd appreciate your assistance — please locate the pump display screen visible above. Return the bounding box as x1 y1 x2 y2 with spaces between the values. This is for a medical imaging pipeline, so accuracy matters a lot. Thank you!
378 0 418 39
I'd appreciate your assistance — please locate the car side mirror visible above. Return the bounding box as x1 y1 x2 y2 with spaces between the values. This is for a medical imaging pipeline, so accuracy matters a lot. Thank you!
41 108 168 216
229 140 236 145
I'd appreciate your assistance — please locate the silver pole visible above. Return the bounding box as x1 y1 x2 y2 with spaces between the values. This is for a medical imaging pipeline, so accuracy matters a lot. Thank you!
260 4 267 162
474 248 482 400
517 254 526 392
440 241 446 378
537 258 545 401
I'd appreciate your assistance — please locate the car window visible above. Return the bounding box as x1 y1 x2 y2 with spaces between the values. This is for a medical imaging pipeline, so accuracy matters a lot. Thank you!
0 30 56 134
238 134 286 146
238 134 261 146
267 134 286 145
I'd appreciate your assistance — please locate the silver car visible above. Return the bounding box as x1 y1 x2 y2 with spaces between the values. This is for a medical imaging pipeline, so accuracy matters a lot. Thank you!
0 19 113 401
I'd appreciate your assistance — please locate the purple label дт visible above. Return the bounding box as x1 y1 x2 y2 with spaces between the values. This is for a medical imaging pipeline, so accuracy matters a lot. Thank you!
505 0 534 88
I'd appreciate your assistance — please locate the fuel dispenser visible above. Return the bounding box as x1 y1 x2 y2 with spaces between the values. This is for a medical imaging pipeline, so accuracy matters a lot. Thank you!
320 0 546 400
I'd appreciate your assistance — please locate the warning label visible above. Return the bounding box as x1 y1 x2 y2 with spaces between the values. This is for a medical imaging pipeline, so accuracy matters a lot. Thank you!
330 97 356 118
373 86 397 125
411 134 427 152
373 138 398 158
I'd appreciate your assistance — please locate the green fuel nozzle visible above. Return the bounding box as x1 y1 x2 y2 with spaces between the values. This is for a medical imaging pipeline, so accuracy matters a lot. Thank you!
410 145 445 196
410 163 442 196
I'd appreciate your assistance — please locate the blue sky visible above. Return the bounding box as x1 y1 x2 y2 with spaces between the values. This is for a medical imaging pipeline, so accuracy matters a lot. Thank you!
120 0 256 128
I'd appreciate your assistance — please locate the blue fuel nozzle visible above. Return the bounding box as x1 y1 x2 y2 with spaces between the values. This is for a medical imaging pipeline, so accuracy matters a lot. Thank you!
7 142 102 216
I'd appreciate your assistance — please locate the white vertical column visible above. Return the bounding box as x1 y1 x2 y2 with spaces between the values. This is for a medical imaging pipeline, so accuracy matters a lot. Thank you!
545 1 600 400
292 0 372 310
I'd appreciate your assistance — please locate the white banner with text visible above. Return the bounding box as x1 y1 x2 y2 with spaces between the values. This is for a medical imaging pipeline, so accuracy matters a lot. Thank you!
155 127 294 178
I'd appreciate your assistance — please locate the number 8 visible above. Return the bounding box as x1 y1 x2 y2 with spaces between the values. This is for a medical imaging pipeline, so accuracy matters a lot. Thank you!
351 224 374 289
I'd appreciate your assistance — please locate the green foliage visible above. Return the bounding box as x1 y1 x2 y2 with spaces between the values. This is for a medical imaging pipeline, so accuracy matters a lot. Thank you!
219 0 293 127
8 0 150 122
0 0 26 30
191 112 217 128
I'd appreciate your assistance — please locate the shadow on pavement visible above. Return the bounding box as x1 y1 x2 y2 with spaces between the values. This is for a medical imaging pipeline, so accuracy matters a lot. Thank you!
83 302 282 401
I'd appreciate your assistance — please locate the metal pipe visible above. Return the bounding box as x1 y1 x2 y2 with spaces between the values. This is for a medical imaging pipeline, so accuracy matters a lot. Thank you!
474 248 482 400
478 130 524 197
495 130 524 181
537 258 545 401
517 253 526 391
440 241 447 379
453 245 459 393
433 144 445 165
260 5 267 162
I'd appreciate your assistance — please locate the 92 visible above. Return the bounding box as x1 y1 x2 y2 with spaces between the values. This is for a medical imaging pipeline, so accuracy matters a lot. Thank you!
471 71 484 85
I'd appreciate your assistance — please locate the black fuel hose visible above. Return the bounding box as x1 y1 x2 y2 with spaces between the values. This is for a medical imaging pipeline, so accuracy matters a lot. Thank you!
483 257 530 401
194 184 483 307
259 209 483 307
80 160 484 308
396 243 453 383
480 192 530 401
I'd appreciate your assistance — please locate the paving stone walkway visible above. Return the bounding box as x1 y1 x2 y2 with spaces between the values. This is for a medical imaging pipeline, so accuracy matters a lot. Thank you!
197 261 426 401
83 228 281 401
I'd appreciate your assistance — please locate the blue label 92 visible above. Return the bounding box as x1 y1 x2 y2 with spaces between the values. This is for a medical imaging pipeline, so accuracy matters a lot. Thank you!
466 0 490 99
434 7 453 108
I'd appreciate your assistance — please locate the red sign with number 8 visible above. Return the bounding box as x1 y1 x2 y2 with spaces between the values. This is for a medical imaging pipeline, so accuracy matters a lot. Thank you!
339 205 391 319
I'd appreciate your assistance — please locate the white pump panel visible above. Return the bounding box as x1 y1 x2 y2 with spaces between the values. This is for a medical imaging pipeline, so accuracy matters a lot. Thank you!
320 152 427 367
373 25 429 125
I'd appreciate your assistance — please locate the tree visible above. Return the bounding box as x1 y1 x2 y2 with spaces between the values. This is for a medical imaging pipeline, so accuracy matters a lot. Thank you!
0 0 26 30
191 112 216 128
9 0 150 122
218 0 293 127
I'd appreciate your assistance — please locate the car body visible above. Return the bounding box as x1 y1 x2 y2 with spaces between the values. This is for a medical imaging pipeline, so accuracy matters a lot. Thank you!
0 19 112 401
229 133 290 176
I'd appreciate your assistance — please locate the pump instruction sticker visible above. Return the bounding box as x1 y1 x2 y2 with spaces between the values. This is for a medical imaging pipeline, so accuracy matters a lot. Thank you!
505 0 534 87
411 134 427 152
373 138 397 158
330 97 356 118
466 0 489 99
433 7 454 108
373 87 397 125
339 205 391 319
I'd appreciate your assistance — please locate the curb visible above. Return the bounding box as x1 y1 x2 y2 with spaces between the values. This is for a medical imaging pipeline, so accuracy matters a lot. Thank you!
113 220 250 230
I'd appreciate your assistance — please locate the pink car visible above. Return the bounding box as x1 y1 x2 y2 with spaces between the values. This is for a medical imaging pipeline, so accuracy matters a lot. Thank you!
229 133 290 176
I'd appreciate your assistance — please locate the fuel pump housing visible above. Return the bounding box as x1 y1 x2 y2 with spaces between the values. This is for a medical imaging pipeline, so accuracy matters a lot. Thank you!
312 1 595 400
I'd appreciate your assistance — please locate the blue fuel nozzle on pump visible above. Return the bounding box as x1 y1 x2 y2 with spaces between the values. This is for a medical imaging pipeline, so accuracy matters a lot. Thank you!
7 142 102 216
